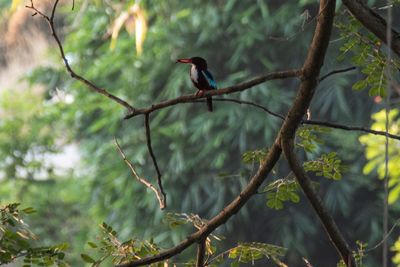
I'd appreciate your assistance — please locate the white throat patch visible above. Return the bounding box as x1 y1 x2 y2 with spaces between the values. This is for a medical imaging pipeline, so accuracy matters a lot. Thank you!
190 64 198 83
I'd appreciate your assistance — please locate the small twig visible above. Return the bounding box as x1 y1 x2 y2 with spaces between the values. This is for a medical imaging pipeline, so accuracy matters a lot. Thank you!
196 238 207 267
114 138 166 209
210 98 285 119
318 66 357 82
364 217 400 253
26 0 134 112
144 114 167 206
72 0 75 11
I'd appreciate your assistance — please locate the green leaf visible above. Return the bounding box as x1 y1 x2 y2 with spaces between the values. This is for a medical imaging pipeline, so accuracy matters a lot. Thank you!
81 254 96 263
87 242 98 248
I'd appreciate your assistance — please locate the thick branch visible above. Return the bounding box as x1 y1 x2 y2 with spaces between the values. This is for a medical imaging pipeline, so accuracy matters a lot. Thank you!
342 0 400 57
123 69 302 119
26 0 134 111
114 139 166 209
144 114 166 208
280 0 354 266
119 2 351 266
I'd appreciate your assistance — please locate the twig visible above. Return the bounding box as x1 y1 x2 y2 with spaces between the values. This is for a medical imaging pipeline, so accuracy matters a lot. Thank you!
364 217 400 252
26 0 134 112
144 114 166 206
124 69 302 119
302 119 400 141
318 66 356 82
210 98 285 119
196 238 206 267
114 138 166 209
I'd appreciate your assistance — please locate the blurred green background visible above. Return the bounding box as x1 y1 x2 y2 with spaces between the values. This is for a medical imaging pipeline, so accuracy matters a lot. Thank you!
0 0 399 266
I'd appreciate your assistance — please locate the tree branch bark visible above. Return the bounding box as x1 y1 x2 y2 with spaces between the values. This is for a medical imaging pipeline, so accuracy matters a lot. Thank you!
196 238 206 267
123 69 302 119
342 0 400 57
118 1 356 266
280 0 355 266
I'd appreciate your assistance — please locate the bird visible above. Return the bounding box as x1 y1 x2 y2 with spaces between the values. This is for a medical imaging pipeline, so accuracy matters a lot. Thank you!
177 57 217 112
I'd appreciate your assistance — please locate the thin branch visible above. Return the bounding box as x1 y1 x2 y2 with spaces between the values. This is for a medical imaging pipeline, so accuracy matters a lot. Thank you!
302 119 400 141
114 138 166 209
196 238 206 267
210 98 285 119
342 0 400 57
26 0 134 112
124 69 302 119
200 98 400 141
364 217 400 252
144 114 166 207
318 66 357 82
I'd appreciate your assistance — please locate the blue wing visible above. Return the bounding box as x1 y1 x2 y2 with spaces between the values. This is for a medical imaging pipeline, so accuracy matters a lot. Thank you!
202 70 217 89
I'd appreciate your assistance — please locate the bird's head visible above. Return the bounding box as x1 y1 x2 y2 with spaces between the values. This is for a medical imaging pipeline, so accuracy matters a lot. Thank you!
177 56 207 69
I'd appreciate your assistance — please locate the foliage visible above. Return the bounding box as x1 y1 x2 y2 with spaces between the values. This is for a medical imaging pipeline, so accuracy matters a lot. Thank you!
296 125 330 153
0 89 64 180
336 14 400 96
262 176 301 210
227 242 286 267
241 149 268 164
359 109 400 204
0 203 68 266
337 240 367 267
81 222 163 267
392 237 400 266
303 152 343 180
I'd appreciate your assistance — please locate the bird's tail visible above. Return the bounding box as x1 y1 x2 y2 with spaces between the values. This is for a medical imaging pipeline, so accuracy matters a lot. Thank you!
206 96 213 112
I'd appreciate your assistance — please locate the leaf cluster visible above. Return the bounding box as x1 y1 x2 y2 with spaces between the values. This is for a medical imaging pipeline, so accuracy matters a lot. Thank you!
227 242 286 267
336 14 400 96
263 177 301 210
303 152 343 180
0 203 68 267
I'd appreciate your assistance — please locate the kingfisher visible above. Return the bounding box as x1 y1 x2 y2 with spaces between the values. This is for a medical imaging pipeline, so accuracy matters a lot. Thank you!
177 57 217 112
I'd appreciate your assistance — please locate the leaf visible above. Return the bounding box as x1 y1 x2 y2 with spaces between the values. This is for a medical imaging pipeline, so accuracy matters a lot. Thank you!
87 242 98 248
81 254 96 263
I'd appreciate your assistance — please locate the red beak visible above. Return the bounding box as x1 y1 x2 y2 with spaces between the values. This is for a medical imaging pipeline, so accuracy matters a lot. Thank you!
177 58 192 64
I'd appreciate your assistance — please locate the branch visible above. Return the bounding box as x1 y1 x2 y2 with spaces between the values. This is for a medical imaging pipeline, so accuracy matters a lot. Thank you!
302 119 400 141
342 0 400 57
117 142 283 267
196 238 206 267
280 0 355 266
26 0 134 111
114 138 166 209
144 114 166 208
123 69 302 119
119 1 356 266
199 98 400 141
318 66 356 82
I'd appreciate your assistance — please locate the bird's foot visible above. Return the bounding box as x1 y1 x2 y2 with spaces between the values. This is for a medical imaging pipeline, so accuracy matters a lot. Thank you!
195 90 205 97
